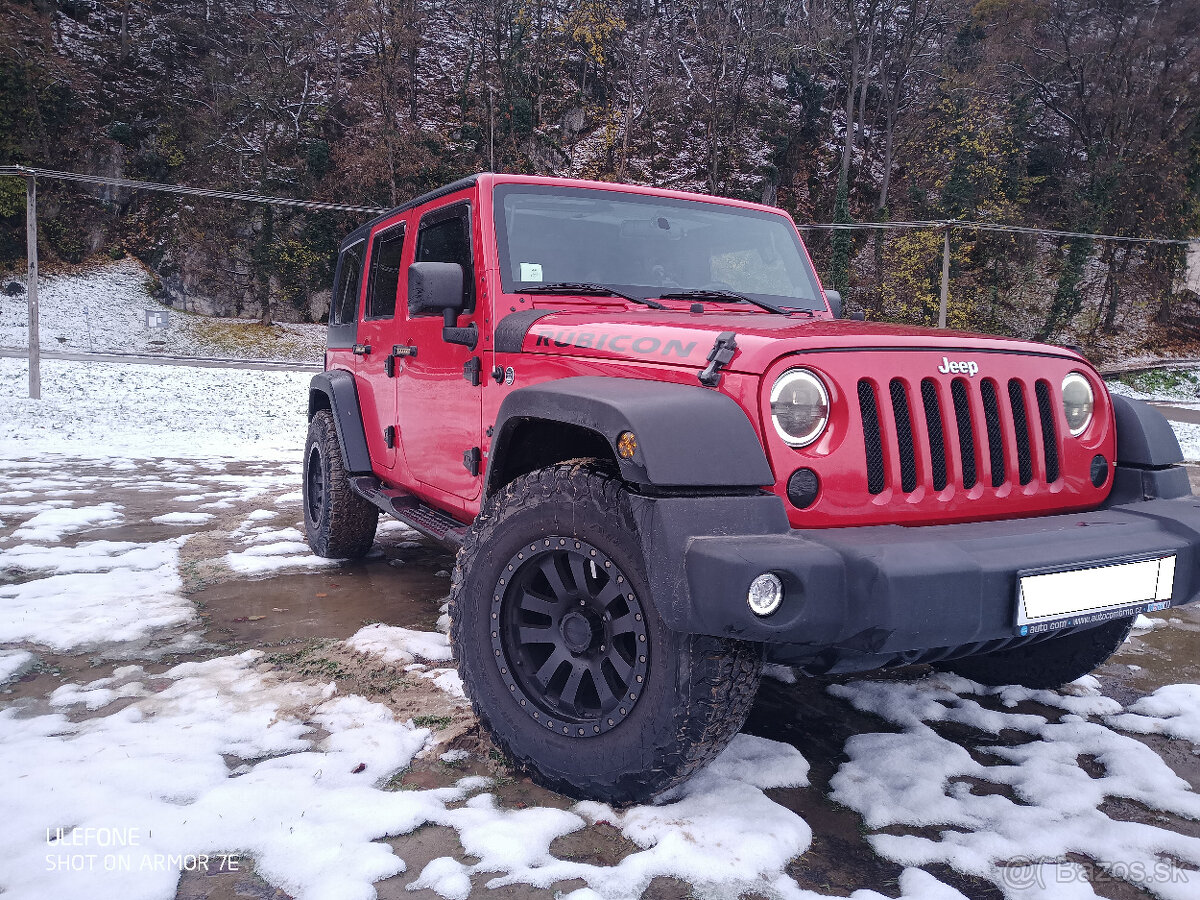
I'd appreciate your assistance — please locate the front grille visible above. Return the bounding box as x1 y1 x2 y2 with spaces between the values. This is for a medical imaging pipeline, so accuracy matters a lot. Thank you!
950 379 977 489
858 375 1064 496
890 379 918 493
980 379 1006 487
920 379 948 491
1035 380 1060 483
1008 379 1033 485
859 380 886 494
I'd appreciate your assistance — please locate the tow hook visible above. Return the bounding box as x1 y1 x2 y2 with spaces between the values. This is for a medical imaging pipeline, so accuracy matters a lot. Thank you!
698 332 738 387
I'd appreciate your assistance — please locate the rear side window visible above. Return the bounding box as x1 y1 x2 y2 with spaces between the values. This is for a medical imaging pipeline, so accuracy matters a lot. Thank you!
366 224 405 319
331 240 365 325
415 204 474 311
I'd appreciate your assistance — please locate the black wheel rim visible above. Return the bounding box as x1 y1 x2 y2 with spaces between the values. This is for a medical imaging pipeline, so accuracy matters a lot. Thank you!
493 537 649 738
306 444 325 524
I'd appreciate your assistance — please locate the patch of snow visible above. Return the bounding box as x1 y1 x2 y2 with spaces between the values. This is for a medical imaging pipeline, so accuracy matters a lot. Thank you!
0 649 35 684
151 512 214 525
0 536 193 651
827 673 1200 899
0 359 310 463
1108 684 1200 745
346 623 455 666
12 503 123 541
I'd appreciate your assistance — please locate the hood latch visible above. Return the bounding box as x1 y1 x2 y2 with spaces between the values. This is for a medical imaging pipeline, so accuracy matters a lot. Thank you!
698 332 738 388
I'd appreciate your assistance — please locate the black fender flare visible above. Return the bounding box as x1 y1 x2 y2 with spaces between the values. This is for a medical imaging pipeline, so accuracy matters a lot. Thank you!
1111 394 1183 467
308 370 373 475
1106 394 1190 504
487 376 774 497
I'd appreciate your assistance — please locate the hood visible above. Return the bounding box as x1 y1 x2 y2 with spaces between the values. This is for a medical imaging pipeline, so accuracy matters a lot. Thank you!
512 307 1090 374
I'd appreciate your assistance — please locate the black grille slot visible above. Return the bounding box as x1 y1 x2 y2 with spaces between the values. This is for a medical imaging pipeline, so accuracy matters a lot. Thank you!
1036 381 1060 482
921 379 948 491
980 380 1006 487
1008 380 1033 485
889 380 918 493
951 379 977 489
858 380 886 494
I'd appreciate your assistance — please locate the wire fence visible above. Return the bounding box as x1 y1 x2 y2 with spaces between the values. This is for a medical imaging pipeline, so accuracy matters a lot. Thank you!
2 164 1198 399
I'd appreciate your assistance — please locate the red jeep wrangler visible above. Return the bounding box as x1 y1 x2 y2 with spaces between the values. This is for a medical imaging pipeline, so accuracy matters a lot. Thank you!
304 173 1200 803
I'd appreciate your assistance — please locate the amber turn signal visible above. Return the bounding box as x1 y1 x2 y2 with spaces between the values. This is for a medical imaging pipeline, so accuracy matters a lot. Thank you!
617 431 638 459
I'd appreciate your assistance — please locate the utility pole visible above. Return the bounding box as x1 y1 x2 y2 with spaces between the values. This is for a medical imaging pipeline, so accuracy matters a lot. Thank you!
937 223 951 329
26 175 40 399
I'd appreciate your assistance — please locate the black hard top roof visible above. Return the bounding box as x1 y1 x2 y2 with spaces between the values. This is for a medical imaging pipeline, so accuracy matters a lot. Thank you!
338 175 480 251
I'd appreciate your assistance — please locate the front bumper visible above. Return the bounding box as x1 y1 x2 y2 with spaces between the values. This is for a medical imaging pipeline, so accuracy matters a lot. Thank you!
633 468 1200 672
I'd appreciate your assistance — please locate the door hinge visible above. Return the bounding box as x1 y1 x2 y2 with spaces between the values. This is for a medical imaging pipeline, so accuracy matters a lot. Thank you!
386 344 417 377
698 332 738 387
384 426 396 449
463 356 482 386
353 343 372 356
463 446 481 476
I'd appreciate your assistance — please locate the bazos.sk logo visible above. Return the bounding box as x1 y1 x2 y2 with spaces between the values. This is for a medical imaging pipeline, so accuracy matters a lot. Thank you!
937 356 979 377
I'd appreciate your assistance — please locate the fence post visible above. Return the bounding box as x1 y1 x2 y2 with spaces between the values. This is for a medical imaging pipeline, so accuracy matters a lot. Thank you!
26 175 41 400
937 223 951 329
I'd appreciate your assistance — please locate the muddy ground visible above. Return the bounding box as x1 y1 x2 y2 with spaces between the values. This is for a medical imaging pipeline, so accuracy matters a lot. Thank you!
3 457 1200 900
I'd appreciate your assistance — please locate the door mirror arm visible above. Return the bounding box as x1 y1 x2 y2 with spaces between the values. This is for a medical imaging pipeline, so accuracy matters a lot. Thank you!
442 309 478 349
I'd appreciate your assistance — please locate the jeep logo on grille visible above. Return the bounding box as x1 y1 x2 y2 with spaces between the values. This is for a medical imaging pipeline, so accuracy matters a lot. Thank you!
937 357 979 377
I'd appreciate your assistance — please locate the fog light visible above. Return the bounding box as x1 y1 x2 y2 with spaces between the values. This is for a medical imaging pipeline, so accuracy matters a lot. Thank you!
1091 454 1109 488
748 573 784 617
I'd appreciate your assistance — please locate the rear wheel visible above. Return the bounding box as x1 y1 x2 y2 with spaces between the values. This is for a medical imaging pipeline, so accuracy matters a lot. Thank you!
937 615 1136 689
303 409 378 559
450 463 762 804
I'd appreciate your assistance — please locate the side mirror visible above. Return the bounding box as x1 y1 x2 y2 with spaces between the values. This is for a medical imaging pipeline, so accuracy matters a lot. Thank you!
824 289 842 319
408 261 477 349
408 261 463 317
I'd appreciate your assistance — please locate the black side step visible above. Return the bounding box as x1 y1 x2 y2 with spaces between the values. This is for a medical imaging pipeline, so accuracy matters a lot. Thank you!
349 476 468 548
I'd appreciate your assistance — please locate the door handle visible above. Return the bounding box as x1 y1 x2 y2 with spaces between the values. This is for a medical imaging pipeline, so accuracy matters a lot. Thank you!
352 343 372 356
385 346 417 378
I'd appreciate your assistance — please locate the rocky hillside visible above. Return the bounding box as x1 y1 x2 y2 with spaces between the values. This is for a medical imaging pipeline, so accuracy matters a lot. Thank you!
2 0 1198 360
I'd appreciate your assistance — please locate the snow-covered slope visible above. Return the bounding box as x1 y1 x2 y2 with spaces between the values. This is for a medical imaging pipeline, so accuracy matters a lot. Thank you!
0 258 323 362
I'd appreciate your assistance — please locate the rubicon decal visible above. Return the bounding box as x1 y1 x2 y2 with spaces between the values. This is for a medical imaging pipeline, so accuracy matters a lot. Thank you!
937 356 979 377
532 330 698 358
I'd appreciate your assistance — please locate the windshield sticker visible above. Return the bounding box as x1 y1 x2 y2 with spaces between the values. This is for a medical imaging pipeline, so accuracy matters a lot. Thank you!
531 329 698 358
519 262 543 282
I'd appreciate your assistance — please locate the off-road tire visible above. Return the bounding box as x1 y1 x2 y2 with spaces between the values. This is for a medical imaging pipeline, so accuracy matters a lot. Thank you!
937 615 1137 689
303 409 378 559
450 462 763 805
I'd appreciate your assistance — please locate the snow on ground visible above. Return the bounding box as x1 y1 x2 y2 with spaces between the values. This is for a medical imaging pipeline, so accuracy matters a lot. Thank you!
0 257 324 362
0 644 884 900
0 648 34 684
0 534 193 652
0 358 310 461
1108 684 1200 745
225 513 339 574
829 672 1200 900
12 503 123 541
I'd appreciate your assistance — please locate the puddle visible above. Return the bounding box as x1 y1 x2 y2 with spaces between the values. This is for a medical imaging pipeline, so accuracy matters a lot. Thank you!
192 561 450 646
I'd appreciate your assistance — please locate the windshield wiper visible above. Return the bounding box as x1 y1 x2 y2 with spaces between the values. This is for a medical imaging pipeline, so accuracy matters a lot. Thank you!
523 282 666 310
657 289 796 316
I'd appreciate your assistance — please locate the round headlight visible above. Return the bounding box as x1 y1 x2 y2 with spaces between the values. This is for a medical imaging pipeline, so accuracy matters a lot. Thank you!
770 369 830 447
1061 372 1094 437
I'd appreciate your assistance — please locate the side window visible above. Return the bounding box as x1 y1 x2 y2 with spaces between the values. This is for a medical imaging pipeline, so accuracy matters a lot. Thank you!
415 205 474 311
365 224 405 319
331 240 365 325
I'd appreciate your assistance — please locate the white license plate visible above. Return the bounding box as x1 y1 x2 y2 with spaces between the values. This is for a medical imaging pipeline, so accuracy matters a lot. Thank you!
1017 555 1175 632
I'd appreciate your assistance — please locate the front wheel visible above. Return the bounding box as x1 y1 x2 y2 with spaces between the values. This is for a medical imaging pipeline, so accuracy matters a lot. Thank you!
936 615 1136 689
450 463 763 804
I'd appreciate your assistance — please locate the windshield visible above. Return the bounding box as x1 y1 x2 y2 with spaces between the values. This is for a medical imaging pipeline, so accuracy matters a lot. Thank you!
493 184 824 311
